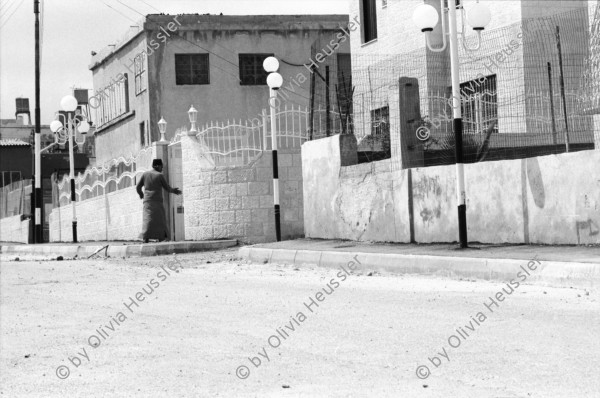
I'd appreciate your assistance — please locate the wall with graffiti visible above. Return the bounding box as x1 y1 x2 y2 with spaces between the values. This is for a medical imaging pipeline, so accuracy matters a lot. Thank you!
302 134 600 245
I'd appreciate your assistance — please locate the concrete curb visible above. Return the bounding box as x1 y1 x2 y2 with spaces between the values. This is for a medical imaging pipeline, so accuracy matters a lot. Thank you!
0 240 238 258
239 247 600 289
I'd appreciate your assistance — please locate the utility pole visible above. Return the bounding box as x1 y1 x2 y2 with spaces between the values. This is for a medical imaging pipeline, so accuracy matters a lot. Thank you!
34 0 43 243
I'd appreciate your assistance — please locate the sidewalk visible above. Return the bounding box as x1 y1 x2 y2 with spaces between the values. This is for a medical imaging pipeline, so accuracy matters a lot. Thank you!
0 240 237 259
239 239 600 289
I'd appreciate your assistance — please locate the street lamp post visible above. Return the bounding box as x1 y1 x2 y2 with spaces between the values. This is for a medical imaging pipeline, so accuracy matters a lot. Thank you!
263 56 283 242
413 0 491 248
158 117 167 142
34 0 42 243
50 95 90 243
188 105 198 133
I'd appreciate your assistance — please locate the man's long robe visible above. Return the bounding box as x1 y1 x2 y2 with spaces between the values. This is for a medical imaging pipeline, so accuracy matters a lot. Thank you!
136 169 174 240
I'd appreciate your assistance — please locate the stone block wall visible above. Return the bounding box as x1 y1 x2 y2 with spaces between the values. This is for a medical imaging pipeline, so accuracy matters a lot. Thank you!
0 215 30 243
49 141 174 242
302 134 600 245
181 134 304 243
49 188 144 242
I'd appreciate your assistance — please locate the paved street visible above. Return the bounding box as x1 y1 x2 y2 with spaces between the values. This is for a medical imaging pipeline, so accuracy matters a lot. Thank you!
1 249 599 397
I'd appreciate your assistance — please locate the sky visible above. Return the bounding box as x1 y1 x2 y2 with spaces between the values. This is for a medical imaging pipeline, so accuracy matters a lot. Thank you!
0 0 349 124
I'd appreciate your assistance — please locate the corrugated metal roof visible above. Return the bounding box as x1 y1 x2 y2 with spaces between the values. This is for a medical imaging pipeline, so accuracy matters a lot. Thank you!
0 139 30 147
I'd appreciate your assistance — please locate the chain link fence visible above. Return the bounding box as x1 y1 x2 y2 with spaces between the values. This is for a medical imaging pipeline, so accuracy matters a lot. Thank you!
309 3 599 169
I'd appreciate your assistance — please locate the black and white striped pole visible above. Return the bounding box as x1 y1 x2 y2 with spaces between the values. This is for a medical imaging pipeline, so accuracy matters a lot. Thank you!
62 96 80 243
447 0 468 248
264 56 282 241
50 95 82 243
34 0 42 243
413 0 491 248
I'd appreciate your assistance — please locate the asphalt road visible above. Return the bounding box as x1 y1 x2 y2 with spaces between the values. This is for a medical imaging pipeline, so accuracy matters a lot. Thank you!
0 249 598 397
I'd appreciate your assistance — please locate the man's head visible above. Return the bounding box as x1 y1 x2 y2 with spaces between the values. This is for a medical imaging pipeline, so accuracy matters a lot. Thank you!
152 159 163 172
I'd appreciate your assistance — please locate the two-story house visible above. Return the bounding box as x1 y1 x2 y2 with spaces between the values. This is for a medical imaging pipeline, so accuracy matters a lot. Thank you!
89 14 350 166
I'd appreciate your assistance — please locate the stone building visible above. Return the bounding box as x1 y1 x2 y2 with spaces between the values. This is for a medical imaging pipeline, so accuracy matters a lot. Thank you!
89 14 349 166
45 14 351 243
299 0 600 246
347 0 599 168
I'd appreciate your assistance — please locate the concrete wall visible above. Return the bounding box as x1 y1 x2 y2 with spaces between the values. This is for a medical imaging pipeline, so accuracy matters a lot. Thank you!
49 141 171 242
302 134 600 245
0 215 30 243
181 134 304 243
49 188 143 242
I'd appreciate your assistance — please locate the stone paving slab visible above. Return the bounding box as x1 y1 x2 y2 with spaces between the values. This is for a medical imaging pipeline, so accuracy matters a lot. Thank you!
239 239 600 289
0 240 237 259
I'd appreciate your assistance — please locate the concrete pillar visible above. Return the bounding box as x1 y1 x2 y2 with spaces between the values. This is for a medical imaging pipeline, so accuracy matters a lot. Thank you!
339 134 358 166
397 77 425 168
152 141 169 180
387 82 402 169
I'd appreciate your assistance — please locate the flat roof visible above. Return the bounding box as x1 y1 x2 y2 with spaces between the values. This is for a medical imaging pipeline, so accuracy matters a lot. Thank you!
90 14 349 70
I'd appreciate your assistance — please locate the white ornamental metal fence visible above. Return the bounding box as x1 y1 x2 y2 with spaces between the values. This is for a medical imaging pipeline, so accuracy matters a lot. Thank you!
265 104 347 148
192 105 348 167
195 118 266 167
422 89 499 136
169 127 188 145
55 147 154 206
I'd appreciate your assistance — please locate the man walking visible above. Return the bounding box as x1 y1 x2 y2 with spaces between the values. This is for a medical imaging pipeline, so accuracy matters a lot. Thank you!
136 159 182 243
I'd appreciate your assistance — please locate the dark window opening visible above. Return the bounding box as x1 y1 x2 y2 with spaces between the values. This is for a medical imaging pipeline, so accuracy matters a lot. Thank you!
239 54 273 86
336 54 353 106
361 0 378 43
458 74 498 135
358 106 391 163
175 54 210 85
336 53 353 134
134 52 147 95
371 106 389 138
140 121 146 147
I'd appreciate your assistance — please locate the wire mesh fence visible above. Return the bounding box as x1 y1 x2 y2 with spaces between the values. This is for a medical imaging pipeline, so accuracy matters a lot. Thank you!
309 2 600 169
309 32 354 140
